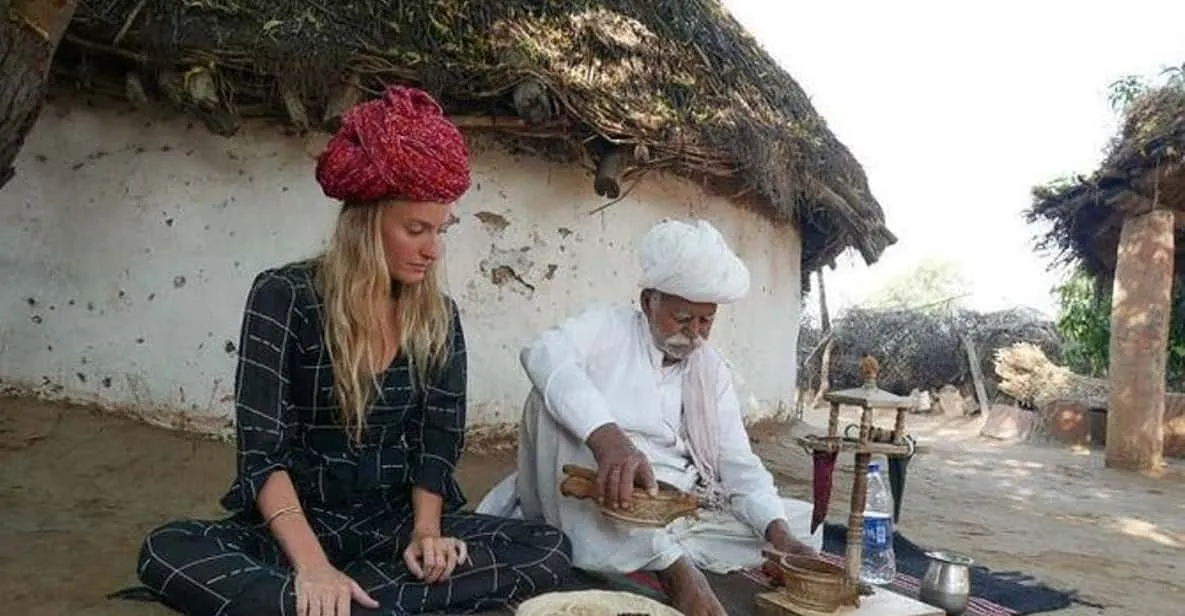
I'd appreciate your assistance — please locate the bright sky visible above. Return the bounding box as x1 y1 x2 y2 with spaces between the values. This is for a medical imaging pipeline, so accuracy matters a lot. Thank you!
724 0 1185 318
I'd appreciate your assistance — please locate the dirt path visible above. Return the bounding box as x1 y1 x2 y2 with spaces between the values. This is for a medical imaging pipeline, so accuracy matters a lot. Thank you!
1 396 1181 615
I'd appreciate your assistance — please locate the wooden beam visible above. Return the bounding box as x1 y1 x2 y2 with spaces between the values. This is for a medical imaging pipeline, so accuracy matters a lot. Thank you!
9 0 75 43
124 72 149 109
593 146 625 198
1106 208 1173 471
448 115 527 130
809 269 834 412
279 79 309 134
182 66 219 110
961 333 991 415
1134 161 1185 207
1 0 80 190
1105 189 1151 213
511 79 554 125
322 74 364 132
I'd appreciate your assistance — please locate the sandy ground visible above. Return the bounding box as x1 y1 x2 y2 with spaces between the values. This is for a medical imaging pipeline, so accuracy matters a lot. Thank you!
1 395 1182 616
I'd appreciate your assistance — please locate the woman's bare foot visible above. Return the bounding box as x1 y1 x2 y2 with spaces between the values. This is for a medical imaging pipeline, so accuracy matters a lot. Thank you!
655 556 727 616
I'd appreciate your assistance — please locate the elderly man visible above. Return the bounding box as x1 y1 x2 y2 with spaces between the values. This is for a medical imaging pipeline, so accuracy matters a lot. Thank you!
477 219 820 615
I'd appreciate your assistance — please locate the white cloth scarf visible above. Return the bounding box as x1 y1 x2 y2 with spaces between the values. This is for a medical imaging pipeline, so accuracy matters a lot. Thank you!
682 347 727 510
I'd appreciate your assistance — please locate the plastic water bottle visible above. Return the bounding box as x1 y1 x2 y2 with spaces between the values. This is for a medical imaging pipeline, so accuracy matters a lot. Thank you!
860 462 897 585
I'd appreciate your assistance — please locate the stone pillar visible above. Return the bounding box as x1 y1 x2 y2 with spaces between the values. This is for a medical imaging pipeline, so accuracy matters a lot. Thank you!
1106 208 1174 471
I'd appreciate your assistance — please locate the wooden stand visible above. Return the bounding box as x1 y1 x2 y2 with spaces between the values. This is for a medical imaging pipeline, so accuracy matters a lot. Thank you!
798 356 919 589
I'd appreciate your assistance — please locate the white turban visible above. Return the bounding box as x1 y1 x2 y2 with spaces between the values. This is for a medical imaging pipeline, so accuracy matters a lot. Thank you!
638 219 750 304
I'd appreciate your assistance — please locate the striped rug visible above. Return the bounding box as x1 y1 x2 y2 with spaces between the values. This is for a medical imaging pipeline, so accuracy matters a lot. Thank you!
620 564 1015 616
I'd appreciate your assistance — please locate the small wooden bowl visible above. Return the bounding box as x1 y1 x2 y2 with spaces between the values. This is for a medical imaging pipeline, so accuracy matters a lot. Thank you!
763 550 861 613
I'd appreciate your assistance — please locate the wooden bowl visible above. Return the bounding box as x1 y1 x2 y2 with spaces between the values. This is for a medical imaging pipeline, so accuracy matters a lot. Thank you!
763 550 861 613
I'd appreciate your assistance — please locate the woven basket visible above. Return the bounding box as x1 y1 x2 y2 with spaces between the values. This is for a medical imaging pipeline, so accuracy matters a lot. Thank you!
559 465 699 528
763 550 861 613
515 589 683 616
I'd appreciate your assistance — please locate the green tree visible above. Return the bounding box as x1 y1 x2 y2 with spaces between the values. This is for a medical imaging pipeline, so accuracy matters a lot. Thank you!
1106 62 1185 112
1052 272 1111 377
1053 271 1185 388
865 257 970 314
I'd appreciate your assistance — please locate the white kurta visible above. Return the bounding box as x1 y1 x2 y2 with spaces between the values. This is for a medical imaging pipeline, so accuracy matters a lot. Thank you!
476 304 821 574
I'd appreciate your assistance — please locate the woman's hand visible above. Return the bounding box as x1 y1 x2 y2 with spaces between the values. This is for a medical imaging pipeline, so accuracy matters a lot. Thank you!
294 562 380 616
402 531 470 584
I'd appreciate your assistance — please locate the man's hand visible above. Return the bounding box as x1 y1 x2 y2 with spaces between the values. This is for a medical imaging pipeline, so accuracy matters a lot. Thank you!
765 519 819 559
586 423 659 510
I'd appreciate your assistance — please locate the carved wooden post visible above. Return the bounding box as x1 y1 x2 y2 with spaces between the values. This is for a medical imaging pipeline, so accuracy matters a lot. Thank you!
588 138 624 199
1106 207 1173 471
1 0 80 190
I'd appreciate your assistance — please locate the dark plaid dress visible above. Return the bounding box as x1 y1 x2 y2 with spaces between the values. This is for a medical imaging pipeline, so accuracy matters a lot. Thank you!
135 262 572 616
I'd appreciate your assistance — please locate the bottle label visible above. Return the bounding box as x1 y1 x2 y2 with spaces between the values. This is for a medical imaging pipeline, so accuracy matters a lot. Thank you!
863 516 892 550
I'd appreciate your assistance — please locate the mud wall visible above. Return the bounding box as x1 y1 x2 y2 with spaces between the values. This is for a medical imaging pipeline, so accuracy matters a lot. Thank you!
0 93 803 436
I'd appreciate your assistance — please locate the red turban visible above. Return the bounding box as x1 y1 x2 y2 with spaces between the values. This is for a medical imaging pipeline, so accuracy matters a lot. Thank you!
315 85 470 204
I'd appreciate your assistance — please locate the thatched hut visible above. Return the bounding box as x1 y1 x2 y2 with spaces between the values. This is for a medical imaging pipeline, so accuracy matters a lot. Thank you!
0 1 894 434
1027 83 1185 470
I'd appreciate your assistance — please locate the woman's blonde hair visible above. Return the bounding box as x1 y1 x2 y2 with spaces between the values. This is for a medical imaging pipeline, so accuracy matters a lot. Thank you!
314 202 452 443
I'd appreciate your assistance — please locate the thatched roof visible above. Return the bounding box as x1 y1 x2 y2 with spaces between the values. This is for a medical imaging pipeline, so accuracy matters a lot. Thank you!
53 1 895 272
1027 84 1185 280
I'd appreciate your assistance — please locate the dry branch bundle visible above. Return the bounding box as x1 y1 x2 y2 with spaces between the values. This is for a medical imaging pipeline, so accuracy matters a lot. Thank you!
798 307 1062 397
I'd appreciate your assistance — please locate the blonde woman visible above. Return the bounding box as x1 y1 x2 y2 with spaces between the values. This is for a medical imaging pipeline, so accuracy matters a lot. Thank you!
132 86 572 616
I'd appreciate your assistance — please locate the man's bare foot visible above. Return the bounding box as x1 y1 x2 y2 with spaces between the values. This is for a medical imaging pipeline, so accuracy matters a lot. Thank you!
655 556 727 616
